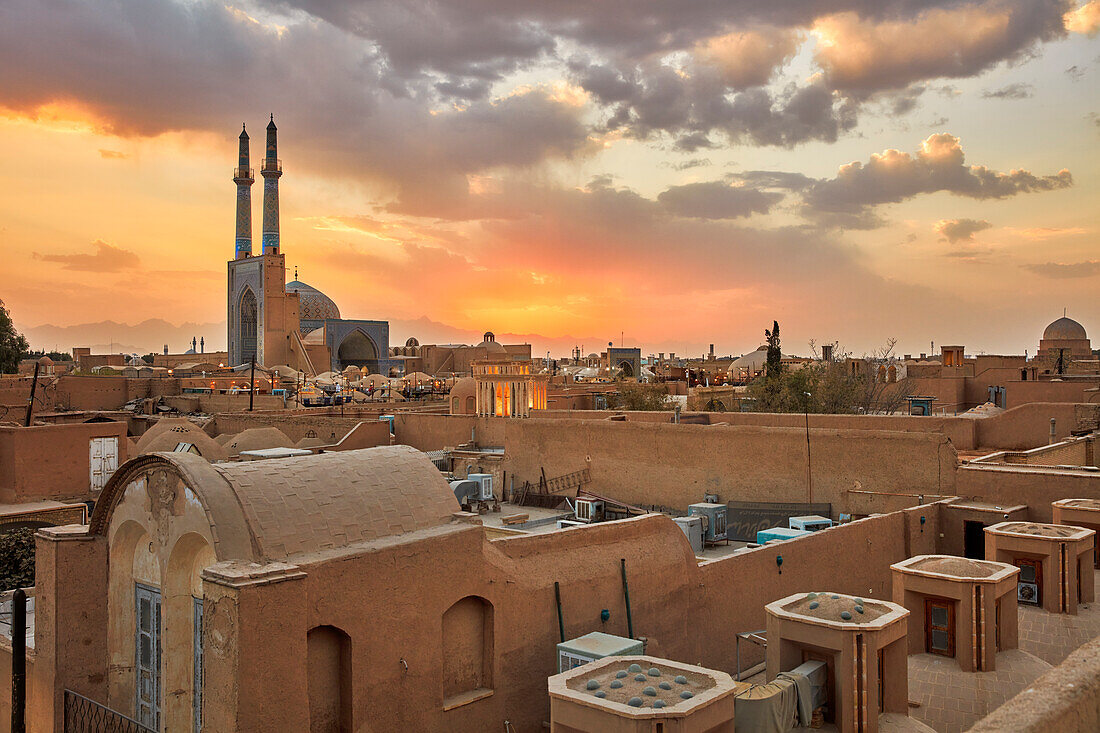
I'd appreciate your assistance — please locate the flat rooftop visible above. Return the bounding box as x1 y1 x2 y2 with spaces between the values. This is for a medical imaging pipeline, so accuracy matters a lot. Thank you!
988 521 1093 540
893 555 1019 582
1054 498 1100 511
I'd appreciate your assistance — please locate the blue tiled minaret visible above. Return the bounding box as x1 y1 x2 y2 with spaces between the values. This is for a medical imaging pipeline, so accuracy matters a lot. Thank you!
261 114 282 254
233 124 254 259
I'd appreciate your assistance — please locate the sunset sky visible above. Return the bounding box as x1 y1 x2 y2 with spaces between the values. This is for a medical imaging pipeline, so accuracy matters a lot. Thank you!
2 0 1098 358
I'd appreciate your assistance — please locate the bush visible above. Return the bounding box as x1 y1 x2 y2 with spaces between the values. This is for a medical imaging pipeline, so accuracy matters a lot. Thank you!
0 528 37 590
606 383 672 411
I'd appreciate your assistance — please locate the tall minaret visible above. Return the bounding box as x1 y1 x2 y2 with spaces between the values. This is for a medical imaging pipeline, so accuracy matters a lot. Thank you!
261 114 282 255
233 124 254 259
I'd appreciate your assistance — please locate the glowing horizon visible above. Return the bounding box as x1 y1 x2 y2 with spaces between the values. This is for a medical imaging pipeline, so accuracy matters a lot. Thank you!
1 0 1098 358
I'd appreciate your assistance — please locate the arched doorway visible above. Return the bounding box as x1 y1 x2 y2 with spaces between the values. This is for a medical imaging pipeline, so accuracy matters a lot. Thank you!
238 288 257 364
442 596 494 704
336 330 378 367
308 625 352 732
617 361 634 378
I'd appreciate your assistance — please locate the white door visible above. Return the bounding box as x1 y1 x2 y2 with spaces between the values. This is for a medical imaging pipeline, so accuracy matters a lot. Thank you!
89 436 119 491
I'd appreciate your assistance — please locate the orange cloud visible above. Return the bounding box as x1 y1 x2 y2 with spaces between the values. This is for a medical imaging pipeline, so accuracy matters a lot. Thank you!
697 28 800 88
1065 1 1100 35
33 240 140 272
934 218 992 243
813 3 1063 93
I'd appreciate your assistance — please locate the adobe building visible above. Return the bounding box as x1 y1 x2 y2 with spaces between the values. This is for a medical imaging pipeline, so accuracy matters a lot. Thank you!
604 346 643 381
0 420 127 503
226 118 397 375
1052 498 1100 567
547 655 740 733
984 521 1095 614
1038 315 1092 360
472 336 548 418
891 555 1019 671
395 333 533 377
765 592 911 733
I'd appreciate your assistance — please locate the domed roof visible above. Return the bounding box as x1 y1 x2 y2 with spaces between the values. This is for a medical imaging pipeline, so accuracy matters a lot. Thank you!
449 376 476 399
225 427 294 456
478 330 507 355
728 346 771 372
286 279 341 322
90 445 461 563
1043 316 1087 341
37 355 54 365
405 337 419 348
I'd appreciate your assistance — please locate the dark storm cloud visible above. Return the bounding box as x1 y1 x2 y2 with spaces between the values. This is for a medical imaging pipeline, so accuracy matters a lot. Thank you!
657 182 781 219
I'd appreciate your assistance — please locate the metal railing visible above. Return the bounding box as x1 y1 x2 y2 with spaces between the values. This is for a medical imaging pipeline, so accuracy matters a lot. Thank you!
260 158 282 173
232 166 254 180
64 690 154 733
544 467 591 494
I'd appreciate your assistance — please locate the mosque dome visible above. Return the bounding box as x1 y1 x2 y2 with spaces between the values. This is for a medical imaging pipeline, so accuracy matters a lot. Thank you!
286 279 341 322
1042 316 1087 342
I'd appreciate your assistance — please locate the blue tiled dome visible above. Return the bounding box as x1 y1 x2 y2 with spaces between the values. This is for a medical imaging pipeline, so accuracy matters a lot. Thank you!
286 279 340 324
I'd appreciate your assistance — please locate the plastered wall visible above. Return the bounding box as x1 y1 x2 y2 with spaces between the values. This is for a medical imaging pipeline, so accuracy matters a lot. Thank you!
497 419 957 514
0 422 128 503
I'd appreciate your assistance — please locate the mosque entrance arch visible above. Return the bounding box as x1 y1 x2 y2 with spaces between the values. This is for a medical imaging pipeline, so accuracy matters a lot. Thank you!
238 288 258 364
616 361 635 378
337 329 379 367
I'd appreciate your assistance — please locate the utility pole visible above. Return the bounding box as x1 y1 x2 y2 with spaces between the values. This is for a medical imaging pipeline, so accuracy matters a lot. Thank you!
249 357 255 411
804 391 813 505
24 363 40 427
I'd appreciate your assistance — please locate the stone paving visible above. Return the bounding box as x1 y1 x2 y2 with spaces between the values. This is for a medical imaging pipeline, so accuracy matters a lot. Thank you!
907 650 1051 732
1017 596 1100 666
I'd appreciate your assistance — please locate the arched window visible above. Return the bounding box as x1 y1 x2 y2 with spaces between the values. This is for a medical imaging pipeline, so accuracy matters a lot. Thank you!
442 596 493 705
238 288 258 364
887 365 897 384
308 625 352 732
878 365 887 383
465 395 475 413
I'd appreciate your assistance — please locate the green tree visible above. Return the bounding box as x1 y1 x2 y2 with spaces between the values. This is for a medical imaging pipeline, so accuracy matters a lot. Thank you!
747 339 913 414
0 299 29 374
607 383 673 411
0 528 36 590
764 320 782 377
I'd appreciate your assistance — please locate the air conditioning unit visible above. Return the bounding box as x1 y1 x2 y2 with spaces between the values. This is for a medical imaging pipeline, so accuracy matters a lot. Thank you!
789 515 833 532
557 632 644 673
756 527 811 544
575 498 604 523
465 473 494 502
673 516 705 555
688 502 728 543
